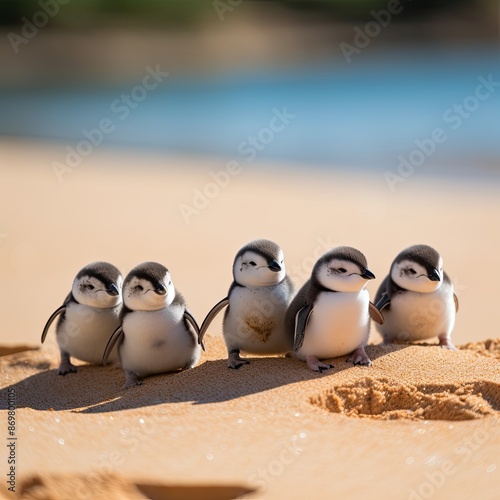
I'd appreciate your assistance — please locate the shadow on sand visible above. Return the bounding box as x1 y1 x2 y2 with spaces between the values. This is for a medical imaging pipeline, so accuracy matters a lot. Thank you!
1 344 407 413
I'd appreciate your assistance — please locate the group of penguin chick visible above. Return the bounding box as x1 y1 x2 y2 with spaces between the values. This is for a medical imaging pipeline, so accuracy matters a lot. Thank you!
42 240 459 388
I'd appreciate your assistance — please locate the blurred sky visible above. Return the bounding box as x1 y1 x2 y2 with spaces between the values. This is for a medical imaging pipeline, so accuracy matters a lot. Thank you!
0 0 499 177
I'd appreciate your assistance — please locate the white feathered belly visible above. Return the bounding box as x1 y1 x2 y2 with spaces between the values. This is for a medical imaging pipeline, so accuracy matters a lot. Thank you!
377 285 456 342
57 303 121 364
120 307 199 377
297 291 370 360
224 286 292 354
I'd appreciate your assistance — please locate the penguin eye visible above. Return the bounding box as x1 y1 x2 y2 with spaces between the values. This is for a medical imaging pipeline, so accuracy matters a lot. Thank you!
135 285 144 291
407 269 417 275
338 268 347 274
249 261 257 267
83 284 94 290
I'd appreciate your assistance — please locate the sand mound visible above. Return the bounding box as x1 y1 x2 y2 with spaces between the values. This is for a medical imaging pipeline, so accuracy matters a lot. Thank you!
16 473 253 500
460 338 500 359
310 377 500 420
0 345 38 357
17 473 141 500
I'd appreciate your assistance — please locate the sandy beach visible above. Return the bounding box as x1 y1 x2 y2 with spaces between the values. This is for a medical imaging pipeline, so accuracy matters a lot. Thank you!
1 139 499 499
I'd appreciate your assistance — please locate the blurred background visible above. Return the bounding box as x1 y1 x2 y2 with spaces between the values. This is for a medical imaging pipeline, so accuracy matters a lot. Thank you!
0 0 499 170
0 0 499 346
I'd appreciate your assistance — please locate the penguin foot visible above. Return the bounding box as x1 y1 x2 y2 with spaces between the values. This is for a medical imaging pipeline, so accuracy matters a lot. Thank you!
438 337 457 351
58 359 77 376
227 352 250 369
123 370 142 389
347 347 372 366
306 356 333 372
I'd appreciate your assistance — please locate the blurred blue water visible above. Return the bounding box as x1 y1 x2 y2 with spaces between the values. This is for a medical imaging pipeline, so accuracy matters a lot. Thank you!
1 48 499 173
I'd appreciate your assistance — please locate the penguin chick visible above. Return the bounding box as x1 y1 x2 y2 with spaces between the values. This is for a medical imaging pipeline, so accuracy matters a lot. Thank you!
198 239 295 369
374 244 458 349
41 262 122 375
103 262 200 388
285 247 383 372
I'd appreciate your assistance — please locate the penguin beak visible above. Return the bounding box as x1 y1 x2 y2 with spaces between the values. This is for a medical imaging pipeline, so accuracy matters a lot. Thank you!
428 269 441 282
107 284 120 296
268 259 282 272
154 284 167 295
360 269 376 280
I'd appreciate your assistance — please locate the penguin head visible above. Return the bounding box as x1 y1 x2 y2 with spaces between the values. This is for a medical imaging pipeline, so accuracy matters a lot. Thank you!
72 262 122 308
233 239 286 287
391 244 443 293
313 246 375 293
123 262 175 311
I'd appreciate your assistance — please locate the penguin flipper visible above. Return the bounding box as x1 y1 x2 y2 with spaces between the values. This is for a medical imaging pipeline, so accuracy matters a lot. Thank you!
293 305 313 352
184 310 202 350
375 292 391 312
453 293 459 313
369 302 384 325
102 325 124 366
198 297 229 348
41 305 66 344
